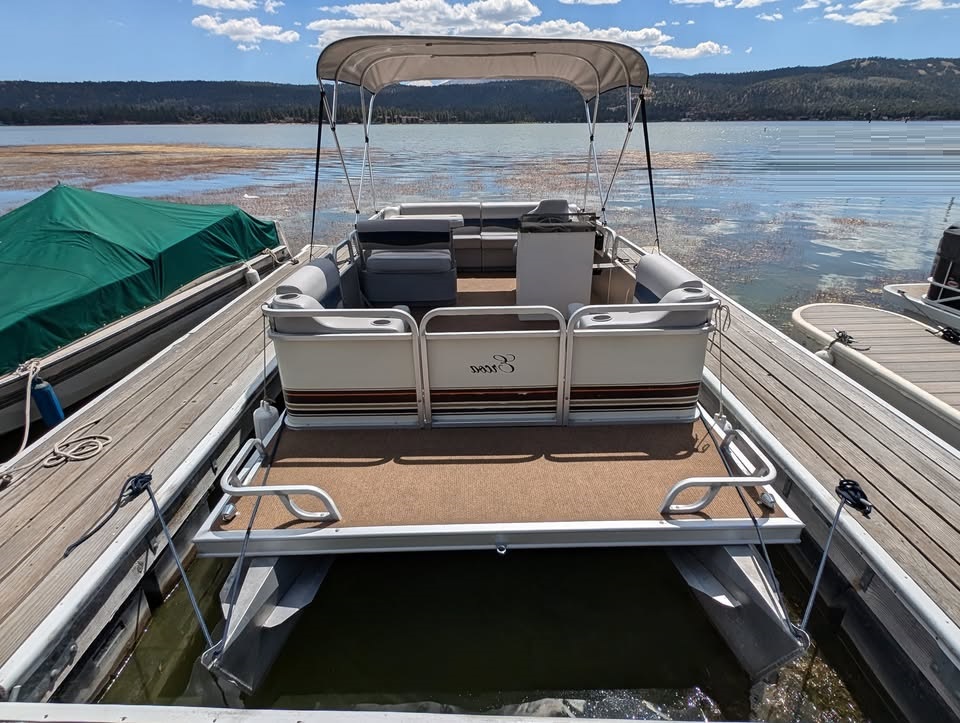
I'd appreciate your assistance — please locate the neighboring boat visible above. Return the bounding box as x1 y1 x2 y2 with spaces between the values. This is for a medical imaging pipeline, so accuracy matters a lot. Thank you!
192 37 808 696
792 303 960 450
0 185 290 439
883 224 960 329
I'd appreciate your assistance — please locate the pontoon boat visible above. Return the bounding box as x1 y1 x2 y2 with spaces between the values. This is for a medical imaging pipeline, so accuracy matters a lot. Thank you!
193 36 807 698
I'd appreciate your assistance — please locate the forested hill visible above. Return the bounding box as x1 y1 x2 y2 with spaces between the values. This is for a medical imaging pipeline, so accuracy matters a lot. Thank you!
2 56 958 125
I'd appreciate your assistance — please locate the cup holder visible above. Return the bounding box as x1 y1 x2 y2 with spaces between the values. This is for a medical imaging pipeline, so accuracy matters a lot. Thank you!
370 318 392 326
278 293 300 300
591 314 612 322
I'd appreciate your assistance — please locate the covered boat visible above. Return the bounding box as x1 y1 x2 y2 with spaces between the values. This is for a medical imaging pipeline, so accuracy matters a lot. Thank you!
0 185 289 438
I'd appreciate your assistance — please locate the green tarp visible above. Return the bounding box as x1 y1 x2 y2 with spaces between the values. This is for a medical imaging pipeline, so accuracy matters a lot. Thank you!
0 185 280 374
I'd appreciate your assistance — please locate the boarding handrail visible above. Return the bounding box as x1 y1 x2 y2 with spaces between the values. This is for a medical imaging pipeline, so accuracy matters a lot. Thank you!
419 305 567 424
420 304 566 331
659 428 776 515
221 437 342 522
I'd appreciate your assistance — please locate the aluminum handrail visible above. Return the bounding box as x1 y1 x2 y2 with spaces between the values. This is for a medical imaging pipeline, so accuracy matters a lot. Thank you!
659 428 776 514
221 437 342 522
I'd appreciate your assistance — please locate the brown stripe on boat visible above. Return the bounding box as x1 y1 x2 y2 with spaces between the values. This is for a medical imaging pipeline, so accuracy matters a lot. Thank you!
430 387 558 403
570 382 701 401
284 389 418 406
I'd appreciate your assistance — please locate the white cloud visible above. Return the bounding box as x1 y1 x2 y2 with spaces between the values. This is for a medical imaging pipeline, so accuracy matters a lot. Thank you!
310 2 670 46
264 0 284 13
687 18 697 22
670 0 735 6
824 3 843 9
672 19 681 23
914 0 960 8
757 10 784 17
824 8 896 20
193 0 258 9
745 45 753 52
192 14 300 50
655 19 668 25
558 0 620 3
735 0 778 6
796 0 829 7
647 40 731 58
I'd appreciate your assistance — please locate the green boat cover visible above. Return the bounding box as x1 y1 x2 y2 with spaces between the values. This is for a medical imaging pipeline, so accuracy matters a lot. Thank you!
0 185 280 374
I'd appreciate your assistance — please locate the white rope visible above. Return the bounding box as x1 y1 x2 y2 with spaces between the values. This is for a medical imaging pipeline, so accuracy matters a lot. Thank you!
1 420 111 490
14 359 41 456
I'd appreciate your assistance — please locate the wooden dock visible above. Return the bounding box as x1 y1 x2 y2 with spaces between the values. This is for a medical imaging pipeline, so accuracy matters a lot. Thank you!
0 253 308 702
703 287 960 720
793 303 960 449
2 247 960 717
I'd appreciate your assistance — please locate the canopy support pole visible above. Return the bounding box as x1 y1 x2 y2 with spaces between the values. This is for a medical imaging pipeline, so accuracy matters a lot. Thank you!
582 99 605 223
365 93 379 212
600 88 643 214
308 87 325 261
357 87 369 220
639 93 661 253
321 92 360 219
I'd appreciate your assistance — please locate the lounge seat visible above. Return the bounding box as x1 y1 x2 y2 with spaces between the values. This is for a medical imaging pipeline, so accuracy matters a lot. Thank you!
265 256 420 429
269 257 405 334
356 217 458 306
481 201 538 270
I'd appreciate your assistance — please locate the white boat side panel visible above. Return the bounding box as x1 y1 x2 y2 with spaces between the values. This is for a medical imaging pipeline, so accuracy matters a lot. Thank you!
569 331 709 386
424 335 560 390
273 336 417 391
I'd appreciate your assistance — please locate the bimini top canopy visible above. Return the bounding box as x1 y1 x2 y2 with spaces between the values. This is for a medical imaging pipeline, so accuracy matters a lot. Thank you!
316 35 649 100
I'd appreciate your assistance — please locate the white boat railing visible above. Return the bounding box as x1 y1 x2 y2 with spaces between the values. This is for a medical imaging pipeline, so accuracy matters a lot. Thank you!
419 305 567 425
659 428 776 514
221 436 342 522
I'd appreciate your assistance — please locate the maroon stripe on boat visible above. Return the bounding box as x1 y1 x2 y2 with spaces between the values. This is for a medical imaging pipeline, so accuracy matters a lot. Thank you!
570 383 700 400
284 389 418 405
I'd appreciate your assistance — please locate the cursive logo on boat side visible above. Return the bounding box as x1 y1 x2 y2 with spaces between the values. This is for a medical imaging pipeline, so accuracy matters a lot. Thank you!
469 354 516 374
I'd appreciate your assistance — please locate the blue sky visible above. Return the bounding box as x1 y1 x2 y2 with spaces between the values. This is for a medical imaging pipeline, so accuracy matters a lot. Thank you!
1 0 958 84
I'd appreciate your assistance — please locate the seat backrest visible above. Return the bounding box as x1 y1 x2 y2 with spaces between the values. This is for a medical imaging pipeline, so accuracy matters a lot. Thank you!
633 253 703 303
482 201 539 233
527 199 572 220
356 217 457 253
276 257 343 308
400 202 481 234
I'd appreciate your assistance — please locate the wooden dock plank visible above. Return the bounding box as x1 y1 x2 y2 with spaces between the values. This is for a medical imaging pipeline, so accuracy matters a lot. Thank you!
794 303 960 417
0 259 303 666
710 296 960 623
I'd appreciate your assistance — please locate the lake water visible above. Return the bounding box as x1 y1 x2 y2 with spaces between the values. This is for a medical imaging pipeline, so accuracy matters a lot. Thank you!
6 121 959 719
4 121 959 326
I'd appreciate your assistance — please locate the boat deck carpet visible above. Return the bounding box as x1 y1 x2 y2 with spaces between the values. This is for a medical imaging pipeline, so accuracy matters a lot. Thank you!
413 275 560 332
216 419 782 532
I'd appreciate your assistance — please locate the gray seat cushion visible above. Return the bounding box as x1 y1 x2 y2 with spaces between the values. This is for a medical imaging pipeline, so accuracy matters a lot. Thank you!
356 217 460 249
482 201 538 232
633 253 703 303
276 257 342 307
270 292 405 334
365 249 453 274
400 202 480 233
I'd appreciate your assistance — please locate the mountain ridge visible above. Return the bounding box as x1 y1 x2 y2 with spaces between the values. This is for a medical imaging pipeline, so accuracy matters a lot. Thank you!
1 56 958 124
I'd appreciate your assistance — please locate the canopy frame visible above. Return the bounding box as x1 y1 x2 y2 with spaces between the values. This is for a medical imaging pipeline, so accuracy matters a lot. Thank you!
307 36 660 249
